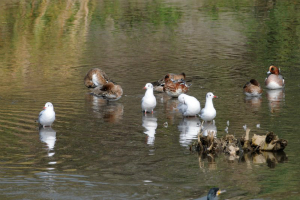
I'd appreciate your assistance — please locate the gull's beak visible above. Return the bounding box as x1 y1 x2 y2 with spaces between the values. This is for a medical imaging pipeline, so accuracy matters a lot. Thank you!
143 87 146 89
213 96 218 98
43 107 46 109
267 71 271 75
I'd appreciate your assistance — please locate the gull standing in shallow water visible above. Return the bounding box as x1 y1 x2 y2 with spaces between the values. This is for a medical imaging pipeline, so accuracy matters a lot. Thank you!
199 92 217 122
142 83 156 114
38 102 55 128
177 94 201 117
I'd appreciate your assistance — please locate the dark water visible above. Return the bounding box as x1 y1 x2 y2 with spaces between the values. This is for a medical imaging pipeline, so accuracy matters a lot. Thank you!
0 0 300 199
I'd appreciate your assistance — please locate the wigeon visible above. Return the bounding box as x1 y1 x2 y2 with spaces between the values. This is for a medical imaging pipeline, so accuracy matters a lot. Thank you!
142 83 156 114
163 74 189 97
38 102 55 128
91 82 123 101
177 94 201 117
243 79 263 96
152 73 186 92
199 92 217 122
265 65 285 89
84 68 111 88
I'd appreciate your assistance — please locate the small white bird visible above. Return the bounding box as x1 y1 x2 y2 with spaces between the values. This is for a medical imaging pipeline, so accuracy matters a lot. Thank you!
199 92 217 122
38 102 55 128
142 83 156 114
177 94 201 117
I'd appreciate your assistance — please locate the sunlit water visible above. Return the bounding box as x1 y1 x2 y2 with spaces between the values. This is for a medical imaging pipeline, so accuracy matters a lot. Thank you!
0 0 300 199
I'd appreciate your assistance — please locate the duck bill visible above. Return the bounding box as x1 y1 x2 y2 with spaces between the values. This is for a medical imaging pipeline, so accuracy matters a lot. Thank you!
267 71 271 75
217 189 226 196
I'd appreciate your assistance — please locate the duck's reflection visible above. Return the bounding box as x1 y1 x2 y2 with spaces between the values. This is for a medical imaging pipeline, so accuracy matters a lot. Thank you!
163 96 180 125
244 96 262 112
178 117 201 147
86 94 124 123
39 127 56 157
142 115 158 146
266 89 285 113
202 120 217 137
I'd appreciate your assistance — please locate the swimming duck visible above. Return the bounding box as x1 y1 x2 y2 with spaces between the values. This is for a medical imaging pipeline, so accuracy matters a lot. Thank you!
38 102 56 128
91 82 123 101
243 79 263 96
177 94 201 117
152 73 186 92
84 68 111 88
199 92 217 122
142 83 156 114
163 74 189 97
207 188 226 200
265 65 285 89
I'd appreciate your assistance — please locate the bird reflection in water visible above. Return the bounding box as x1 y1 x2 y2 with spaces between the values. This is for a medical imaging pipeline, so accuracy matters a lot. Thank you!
178 117 201 147
161 95 179 125
266 89 285 113
202 120 217 138
86 94 124 123
39 127 56 157
142 115 158 146
244 96 262 112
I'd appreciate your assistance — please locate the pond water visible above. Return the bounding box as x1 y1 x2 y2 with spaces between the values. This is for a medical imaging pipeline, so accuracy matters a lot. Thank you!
0 0 300 199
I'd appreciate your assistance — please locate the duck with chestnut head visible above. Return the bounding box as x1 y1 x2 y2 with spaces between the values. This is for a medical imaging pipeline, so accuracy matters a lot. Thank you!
265 65 285 89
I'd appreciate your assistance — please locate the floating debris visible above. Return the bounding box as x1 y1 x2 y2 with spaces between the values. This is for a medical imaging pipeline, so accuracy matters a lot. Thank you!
224 126 228 133
227 120 230 126
163 122 168 128
243 124 247 131
256 124 260 128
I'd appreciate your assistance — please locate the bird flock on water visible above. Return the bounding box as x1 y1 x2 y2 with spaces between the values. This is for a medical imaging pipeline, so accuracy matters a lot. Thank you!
38 65 284 128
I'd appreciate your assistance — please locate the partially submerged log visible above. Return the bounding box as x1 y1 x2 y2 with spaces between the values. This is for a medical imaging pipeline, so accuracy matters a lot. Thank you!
251 132 287 151
192 128 287 155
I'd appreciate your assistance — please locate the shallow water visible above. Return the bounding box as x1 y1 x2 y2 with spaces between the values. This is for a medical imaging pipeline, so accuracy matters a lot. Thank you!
0 0 300 199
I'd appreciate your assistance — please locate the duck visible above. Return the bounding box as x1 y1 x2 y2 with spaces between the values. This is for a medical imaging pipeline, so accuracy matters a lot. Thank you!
163 74 189 97
177 94 201 117
207 188 226 200
243 79 263 96
91 82 123 101
265 65 285 89
84 68 111 88
152 73 186 92
38 102 55 128
142 83 156 114
199 92 217 122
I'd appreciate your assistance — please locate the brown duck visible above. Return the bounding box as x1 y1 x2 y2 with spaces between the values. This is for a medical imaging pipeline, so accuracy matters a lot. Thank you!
84 68 111 88
163 74 189 97
243 79 263 96
152 73 186 93
91 82 123 101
